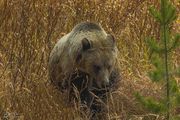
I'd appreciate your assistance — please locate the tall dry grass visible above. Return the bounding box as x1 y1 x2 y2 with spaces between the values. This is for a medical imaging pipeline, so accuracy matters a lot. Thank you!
0 0 179 120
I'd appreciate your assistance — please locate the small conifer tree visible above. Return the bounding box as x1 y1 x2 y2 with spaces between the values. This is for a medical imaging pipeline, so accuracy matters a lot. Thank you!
135 0 180 119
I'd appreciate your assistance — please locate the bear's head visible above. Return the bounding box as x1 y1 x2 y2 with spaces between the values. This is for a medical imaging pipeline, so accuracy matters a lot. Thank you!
76 34 118 88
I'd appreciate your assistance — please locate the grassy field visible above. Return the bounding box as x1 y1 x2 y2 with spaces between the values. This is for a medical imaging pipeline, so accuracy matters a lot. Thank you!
0 0 179 119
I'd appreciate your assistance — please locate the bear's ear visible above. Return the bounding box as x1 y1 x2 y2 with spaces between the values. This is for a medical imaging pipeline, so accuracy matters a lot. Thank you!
107 34 116 47
82 38 92 51
76 38 91 63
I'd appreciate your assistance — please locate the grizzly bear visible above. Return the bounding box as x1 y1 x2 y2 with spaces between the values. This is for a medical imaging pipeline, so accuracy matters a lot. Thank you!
48 22 120 118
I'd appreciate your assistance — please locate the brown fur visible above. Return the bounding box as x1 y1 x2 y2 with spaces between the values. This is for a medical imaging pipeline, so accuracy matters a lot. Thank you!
49 22 119 89
48 22 120 118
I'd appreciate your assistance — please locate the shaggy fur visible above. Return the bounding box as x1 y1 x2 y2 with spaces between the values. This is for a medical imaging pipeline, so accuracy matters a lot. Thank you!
48 22 120 118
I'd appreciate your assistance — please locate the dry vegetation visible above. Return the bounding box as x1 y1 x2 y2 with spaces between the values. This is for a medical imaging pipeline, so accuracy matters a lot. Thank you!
0 0 179 120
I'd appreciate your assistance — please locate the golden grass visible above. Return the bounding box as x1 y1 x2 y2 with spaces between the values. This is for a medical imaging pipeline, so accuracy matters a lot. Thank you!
0 0 179 120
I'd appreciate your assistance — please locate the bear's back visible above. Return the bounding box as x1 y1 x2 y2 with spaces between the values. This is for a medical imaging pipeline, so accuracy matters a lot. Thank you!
72 22 102 32
68 22 108 50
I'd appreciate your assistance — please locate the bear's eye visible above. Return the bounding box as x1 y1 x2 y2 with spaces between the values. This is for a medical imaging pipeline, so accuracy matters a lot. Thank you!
93 65 101 73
